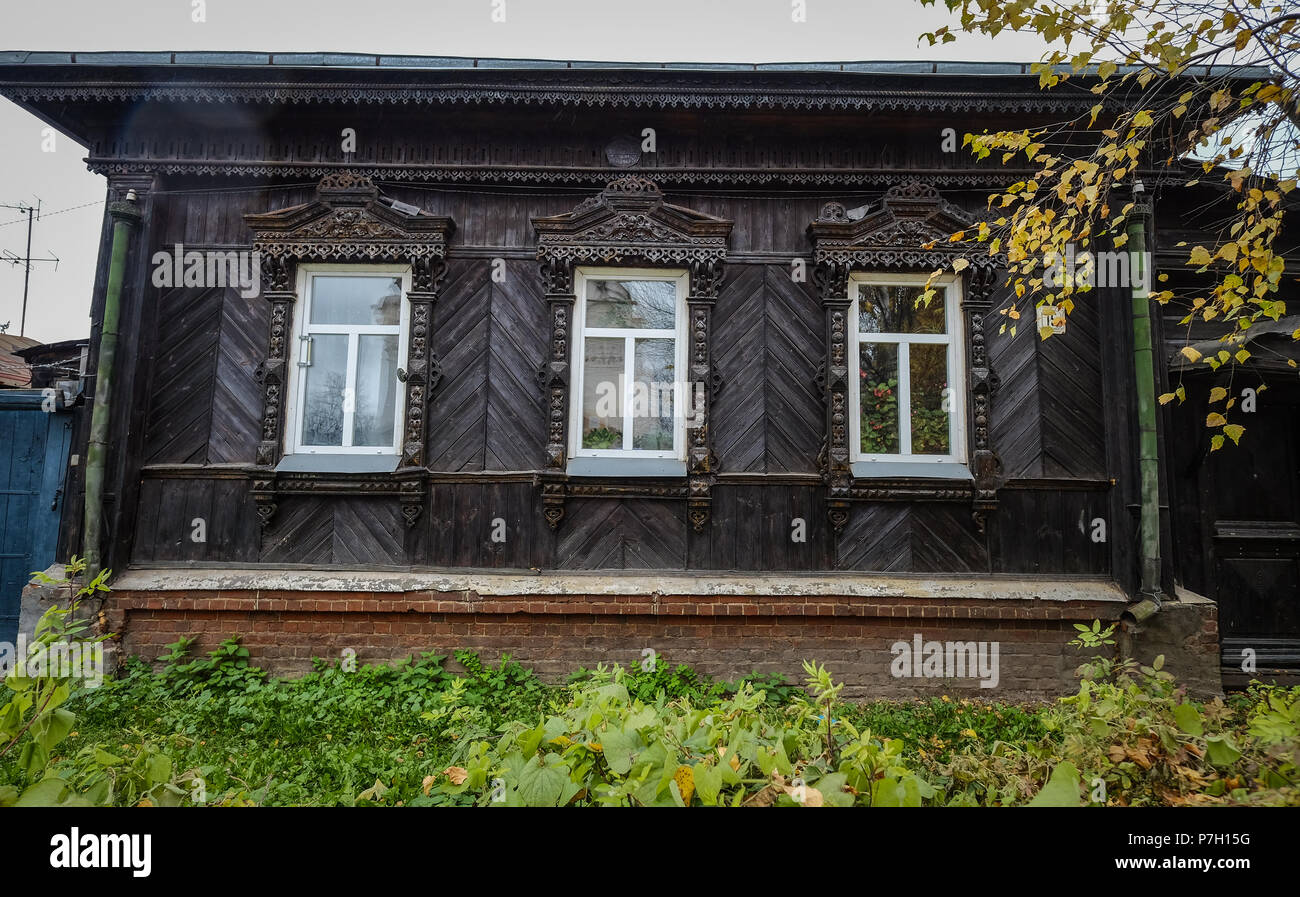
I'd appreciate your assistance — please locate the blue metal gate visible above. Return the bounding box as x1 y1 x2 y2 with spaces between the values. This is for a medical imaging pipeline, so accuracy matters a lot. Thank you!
0 390 73 645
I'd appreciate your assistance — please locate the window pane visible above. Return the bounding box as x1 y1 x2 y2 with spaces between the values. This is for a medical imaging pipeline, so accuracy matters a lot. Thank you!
859 343 900 455
585 279 676 329
310 275 402 325
910 343 951 455
860 284 945 335
301 334 348 446
581 337 624 449
632 338 675 450
353 334 399 447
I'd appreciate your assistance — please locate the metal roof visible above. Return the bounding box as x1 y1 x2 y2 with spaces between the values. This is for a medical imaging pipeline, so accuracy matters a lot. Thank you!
0 51 1275 80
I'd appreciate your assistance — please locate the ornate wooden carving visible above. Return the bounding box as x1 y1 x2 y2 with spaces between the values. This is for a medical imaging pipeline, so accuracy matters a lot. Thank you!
808 181 1004 532
90 158 1061 191
532 176 732 530
686 260 723 532
244 173 455 530
964 264 1003 528
402 255 449 470
38 70 1103 112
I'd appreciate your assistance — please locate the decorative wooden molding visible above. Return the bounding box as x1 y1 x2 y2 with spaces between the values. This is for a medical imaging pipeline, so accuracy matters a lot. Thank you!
86 157 1077 190
533 175 731 269
809 181 1005 532
247 172 453 264
964 263 1004 527
244 173 455 530
14 71 1107 115
532 176 732 530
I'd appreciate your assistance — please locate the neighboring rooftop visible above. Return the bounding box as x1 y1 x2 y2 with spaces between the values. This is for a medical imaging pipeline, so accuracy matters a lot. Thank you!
0 334 40 389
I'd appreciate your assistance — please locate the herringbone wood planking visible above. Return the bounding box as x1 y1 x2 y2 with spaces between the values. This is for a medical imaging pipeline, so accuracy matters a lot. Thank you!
555 499 687 569
260 497 335 564
763 270 824 473
1037 301 1106 478
331 499 407 566
986 297 1106 480
485 262 549 470
144 286 223 463
260 497 406 565
987 308 1042 480
836 503 912 571
833 504 988 572
712 264 824 474
713 264 767 472
426 260 491 470
209 288 269 463
910 504 989 573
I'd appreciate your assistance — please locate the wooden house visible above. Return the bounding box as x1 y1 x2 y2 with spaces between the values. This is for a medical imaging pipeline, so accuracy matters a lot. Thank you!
1 52 1291 696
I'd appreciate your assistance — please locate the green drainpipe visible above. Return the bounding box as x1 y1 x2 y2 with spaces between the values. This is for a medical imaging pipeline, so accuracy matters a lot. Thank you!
84 190 142 582
1126 187 1161 600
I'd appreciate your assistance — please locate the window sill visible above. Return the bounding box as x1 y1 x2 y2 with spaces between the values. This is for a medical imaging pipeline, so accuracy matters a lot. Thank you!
276 454 401 474
851 461 972 480
567 457 687 478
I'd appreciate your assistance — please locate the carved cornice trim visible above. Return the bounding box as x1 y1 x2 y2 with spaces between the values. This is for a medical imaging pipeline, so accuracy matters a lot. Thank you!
5 79 1106 114
265 472 406 496
565 482 691 499
848 482 975 502
85 158 1056 189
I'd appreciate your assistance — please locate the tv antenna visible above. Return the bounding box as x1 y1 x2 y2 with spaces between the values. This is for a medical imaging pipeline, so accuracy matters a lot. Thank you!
1 199 60 337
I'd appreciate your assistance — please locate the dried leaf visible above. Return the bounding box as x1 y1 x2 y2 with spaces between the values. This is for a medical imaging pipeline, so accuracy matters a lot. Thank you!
674 765 695 806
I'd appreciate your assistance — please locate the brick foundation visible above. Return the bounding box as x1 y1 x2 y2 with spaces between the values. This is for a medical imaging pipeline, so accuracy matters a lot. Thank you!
105 572 1138 699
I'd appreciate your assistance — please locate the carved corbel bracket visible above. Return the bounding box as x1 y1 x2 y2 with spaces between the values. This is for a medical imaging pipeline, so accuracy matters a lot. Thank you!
395 469 428 529
252 477 278 532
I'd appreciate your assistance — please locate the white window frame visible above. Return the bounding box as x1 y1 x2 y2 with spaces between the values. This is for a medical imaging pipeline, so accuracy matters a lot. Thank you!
283 263 411 457
569 267 689 463
848 271 967 467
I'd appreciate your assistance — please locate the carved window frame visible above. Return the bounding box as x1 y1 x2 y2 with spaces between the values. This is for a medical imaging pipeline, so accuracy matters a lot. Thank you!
847 271 968 470
531 176 732 531
244 173 455 532
809 181 1004 533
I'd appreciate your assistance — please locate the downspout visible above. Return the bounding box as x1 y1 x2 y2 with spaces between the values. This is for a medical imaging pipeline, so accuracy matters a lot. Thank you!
83 190 142 582
1126 182 1162 612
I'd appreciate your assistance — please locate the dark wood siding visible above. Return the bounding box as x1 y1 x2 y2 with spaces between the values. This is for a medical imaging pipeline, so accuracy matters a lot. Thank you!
118 142 1126 578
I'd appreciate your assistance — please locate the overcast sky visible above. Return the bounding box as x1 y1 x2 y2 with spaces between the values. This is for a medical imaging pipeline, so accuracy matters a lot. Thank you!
0 0 1058 343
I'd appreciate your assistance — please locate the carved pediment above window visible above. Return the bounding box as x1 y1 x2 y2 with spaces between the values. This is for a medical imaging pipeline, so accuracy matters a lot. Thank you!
533 176 733 277
246 173 454 264
809 180 1000 273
